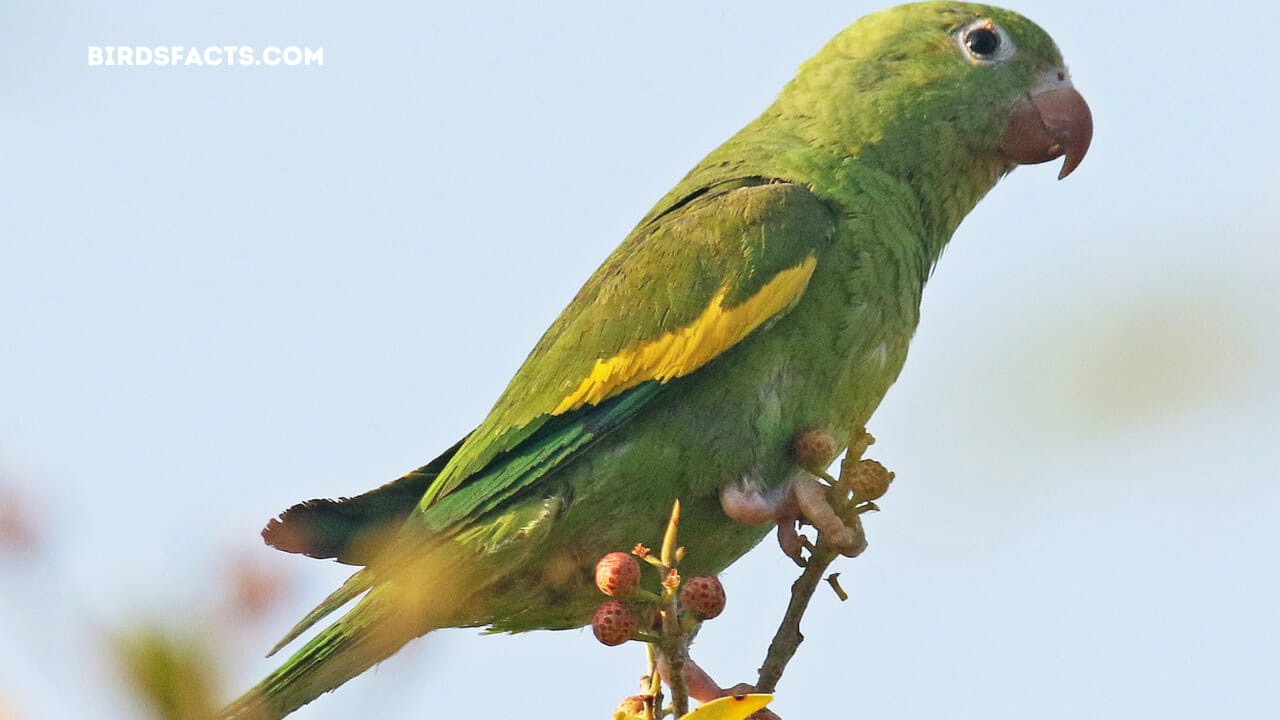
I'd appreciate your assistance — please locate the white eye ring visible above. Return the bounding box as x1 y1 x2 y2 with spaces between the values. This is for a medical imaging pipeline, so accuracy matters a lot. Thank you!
956 19 1016 65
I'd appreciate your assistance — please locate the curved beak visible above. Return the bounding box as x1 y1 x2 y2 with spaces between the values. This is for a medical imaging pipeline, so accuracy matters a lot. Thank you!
1000 70 1093 179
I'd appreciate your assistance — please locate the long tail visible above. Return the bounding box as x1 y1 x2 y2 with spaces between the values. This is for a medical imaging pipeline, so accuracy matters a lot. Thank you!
221 580 447 720
225 441 472 718
267 568 374 657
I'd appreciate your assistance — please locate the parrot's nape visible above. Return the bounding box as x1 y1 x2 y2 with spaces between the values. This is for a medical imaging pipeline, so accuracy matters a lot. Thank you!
223 3 1092 717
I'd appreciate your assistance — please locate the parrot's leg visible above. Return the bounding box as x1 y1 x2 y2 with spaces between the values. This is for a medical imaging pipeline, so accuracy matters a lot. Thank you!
720 473 866 566
656 658 783 720
656 655 724 703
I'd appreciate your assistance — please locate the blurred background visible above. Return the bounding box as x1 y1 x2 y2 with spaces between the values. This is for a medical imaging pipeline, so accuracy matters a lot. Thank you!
2 0 1277 718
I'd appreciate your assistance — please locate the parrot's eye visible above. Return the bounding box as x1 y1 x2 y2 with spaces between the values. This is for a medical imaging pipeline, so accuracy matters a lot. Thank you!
956 20 1016 65
966 27 1000 56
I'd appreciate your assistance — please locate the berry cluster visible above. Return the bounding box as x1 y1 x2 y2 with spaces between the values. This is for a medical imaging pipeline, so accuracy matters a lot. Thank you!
589 550 725 647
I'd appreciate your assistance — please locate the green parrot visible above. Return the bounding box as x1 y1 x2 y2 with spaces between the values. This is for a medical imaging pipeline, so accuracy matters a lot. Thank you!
224 2 1091 717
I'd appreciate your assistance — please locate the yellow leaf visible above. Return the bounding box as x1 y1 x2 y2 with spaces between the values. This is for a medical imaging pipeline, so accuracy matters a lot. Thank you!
678 694 773 720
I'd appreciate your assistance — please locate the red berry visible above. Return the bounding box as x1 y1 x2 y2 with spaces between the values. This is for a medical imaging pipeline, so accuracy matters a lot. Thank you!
680 575 726 620
595 551 641 597
592 600 638 646
614 695 649 720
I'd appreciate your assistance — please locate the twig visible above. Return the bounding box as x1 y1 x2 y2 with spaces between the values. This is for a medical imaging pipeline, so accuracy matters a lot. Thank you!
825 573 848 602
755 427 876 693
658 501 689 718
646 643 663 720
756 541 836 692
659 589 690 717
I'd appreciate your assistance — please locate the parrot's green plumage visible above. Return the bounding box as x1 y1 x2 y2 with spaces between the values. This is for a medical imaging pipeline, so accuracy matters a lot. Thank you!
226 3 1092 717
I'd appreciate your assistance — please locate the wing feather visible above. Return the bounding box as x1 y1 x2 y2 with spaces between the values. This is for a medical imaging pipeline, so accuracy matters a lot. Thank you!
415 179 837 525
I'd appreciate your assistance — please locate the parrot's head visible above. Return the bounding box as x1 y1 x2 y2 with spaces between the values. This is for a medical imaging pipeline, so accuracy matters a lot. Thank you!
783 1 1092 180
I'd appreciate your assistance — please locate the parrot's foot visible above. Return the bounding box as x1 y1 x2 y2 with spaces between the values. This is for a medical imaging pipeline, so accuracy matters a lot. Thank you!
721 474 866 566
657 659 782 719
656 655 724 703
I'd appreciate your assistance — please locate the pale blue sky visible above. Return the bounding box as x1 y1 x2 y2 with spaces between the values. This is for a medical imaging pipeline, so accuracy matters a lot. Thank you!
2 1 1278 718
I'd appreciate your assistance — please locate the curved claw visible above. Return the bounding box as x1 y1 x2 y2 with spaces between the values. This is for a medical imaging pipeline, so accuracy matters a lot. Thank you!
722 685 783 720
775 522 807 567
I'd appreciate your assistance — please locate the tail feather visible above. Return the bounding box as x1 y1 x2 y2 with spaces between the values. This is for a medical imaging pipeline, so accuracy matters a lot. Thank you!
222 594 418 720
262 437 467 565
268 568 374 657
226 537 475 720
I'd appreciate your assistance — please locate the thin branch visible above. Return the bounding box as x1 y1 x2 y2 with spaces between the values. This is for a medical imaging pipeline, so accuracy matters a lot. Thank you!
660 588 690 717
658 501 689 718
646 643 663 720
755 427 878 693
755 541 836 692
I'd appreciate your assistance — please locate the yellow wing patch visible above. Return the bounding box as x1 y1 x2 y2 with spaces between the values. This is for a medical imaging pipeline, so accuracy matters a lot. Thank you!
551 256 818 416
